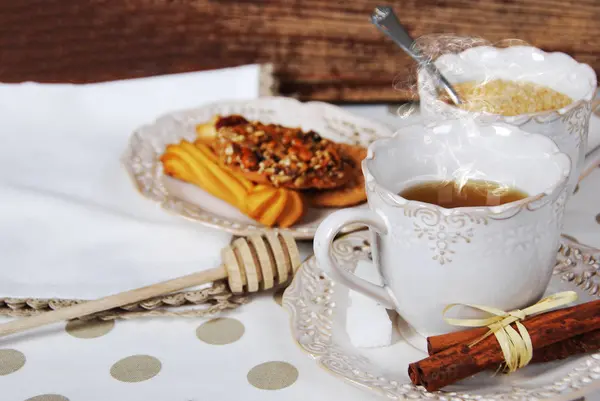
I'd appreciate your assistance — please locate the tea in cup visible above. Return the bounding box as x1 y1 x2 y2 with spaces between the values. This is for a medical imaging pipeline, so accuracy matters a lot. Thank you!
313 120 571 337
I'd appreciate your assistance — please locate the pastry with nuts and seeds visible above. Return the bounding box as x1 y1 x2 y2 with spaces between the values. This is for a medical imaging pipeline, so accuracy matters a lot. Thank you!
203 115 356 190
304 143 368 208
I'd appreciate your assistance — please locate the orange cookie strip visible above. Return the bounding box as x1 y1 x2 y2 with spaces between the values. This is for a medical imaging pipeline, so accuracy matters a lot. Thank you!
304 143 368 208
161 144 239 207
180 141 250 206
245 185 280 220
244 185 304 228
160 140 305 228
193 139 254 193
253 188 289 227
162 142 247 208
278 190 305 228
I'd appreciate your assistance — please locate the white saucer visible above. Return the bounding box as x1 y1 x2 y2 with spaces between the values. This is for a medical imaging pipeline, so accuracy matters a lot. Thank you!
283 230 600 400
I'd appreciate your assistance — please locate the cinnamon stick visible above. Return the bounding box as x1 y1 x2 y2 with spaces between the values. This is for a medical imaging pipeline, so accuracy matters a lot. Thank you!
530 329 600 363
429 329 600 363
428 326 600 363
427 305 575 355
408 300 600 392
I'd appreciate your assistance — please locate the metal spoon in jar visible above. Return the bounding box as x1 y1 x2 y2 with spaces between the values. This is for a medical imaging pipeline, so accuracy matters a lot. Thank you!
371 5 463 105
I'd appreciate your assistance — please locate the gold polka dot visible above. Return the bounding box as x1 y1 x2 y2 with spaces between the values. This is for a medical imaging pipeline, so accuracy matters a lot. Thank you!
65 319 114 339
196 318 244 345
110 355 161 383
273 288 285 306
24 395 69 401
0 349 25 375
247 361 298 390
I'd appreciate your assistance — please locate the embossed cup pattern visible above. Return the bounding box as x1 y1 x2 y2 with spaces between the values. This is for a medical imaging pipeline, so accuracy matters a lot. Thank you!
313 119 571 338
361 123 571 336
368 187 567 336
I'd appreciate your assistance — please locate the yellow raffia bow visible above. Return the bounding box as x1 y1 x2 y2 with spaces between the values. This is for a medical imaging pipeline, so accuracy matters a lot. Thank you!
443 291 578 373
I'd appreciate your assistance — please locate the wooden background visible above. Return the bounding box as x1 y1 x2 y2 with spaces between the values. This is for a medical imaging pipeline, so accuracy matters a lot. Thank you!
0 0 598 102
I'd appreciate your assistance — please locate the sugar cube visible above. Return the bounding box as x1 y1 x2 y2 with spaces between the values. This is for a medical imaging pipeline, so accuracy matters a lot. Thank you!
346 260 393 348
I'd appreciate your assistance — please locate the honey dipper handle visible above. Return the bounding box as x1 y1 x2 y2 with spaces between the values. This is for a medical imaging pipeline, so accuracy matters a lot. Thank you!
0 265 228 339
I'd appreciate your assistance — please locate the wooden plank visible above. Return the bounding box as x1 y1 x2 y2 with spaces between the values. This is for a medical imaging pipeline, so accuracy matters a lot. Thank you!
0 0 598 102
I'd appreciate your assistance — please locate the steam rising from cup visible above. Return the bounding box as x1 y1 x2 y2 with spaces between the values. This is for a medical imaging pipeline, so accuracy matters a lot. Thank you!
391 34 555 194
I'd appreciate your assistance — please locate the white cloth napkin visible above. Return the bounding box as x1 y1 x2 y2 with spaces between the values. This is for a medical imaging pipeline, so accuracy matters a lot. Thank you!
0 65 267 299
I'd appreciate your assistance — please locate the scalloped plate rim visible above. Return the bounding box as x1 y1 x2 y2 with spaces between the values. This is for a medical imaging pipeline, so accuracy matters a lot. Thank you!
282 230 600 401
121 96 396 239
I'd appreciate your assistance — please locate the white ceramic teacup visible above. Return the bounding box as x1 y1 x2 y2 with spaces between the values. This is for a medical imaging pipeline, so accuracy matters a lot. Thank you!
418 45 598 193
313 120 571 338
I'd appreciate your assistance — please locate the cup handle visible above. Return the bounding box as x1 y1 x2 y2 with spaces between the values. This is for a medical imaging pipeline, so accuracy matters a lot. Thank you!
313 208 396 309
580 99 600 183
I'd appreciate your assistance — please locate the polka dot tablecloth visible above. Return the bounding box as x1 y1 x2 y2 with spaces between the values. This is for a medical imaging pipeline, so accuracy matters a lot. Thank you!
1 105 599 401
0 268 380 401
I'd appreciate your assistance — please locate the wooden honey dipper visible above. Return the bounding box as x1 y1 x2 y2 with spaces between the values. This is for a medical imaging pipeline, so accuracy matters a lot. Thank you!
0 232 300 338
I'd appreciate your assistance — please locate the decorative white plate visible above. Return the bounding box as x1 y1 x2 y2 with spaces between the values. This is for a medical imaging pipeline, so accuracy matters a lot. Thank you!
122 97 394 239
283 230 600 401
